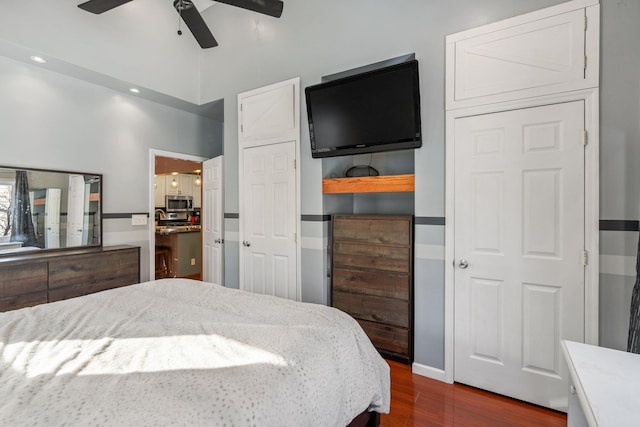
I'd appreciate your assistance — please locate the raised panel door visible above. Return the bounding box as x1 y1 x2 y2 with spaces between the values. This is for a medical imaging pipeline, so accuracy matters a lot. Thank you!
454 101 585 410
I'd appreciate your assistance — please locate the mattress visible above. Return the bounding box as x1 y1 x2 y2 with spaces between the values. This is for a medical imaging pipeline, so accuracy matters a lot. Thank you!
0 278 390 426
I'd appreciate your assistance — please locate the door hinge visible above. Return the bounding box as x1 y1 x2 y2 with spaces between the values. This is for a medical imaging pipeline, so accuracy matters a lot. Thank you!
582 250 589 266
294 232 297 243
583 130 588 146
584 55 587 71
293 159 296 169
585 15 588 31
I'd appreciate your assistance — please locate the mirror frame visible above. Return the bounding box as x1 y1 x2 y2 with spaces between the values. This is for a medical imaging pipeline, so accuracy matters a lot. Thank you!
0 165 103 257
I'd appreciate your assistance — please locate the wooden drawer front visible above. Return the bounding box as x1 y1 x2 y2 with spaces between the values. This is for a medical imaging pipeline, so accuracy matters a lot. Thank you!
49 281 127 302
0 292 48 312
357 319 409 357
333 215 411 246
48 248 139 300
333 242 410 273
0 262 48 298
333 268 409 300
333 291 408 328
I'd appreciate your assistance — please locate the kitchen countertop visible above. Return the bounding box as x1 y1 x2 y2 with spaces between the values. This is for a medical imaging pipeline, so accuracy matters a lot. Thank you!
155 226 201 235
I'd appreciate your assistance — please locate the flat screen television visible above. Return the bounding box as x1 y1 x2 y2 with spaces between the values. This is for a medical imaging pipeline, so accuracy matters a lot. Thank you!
305 59 421 159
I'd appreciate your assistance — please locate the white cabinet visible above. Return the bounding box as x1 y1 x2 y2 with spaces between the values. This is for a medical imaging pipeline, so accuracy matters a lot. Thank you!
155 174 201 208
154 176 166 207
562 340 640 427
164 175 186 195
192 178 201 208
445 1 599 109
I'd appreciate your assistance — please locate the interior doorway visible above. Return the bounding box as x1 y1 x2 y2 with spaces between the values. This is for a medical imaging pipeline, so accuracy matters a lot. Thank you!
148 150 206 281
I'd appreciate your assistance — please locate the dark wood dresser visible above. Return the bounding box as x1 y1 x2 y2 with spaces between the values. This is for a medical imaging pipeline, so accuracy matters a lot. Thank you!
331 214 413 364
0 245 140 312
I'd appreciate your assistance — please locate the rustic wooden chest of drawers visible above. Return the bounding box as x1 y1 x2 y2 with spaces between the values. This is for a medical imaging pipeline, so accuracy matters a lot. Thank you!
331 214 413 363
0 245 140 312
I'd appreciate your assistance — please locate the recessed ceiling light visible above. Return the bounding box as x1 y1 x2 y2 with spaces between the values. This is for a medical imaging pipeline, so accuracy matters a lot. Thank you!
129 88 140 94
30 55 47 64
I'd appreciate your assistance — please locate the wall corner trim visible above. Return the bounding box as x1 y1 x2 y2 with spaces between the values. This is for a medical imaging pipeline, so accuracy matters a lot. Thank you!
412 362 449 383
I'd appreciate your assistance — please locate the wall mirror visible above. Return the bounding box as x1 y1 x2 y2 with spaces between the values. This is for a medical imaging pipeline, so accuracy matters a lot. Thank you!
0 166 101 256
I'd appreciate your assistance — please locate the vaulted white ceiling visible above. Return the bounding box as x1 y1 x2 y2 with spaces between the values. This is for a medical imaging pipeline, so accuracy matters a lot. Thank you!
0 0 228 118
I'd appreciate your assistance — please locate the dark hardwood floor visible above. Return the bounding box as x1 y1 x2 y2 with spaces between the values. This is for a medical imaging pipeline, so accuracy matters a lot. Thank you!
380 360 567 427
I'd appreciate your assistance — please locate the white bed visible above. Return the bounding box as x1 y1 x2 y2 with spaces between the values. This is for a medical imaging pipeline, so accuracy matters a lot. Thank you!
0 278 390 426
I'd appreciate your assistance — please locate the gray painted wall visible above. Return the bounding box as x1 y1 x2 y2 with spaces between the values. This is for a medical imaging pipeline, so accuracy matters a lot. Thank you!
0 55 223 280
1 0 639 372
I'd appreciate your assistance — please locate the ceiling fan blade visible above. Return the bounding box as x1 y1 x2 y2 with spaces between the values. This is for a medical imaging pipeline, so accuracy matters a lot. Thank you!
174 1 218 49
216 0 284 18
78 0 133 14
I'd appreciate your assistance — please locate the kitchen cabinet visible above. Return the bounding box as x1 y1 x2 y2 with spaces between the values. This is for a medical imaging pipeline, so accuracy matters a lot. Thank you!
155 174 201 207
192 178 201 208
165 174 187 196
154 176 166 207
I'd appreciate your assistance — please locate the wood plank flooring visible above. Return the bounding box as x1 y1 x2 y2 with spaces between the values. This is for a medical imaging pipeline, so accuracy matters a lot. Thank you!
380 360 567 427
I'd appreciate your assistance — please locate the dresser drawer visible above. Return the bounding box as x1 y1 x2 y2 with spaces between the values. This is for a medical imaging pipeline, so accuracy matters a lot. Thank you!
48 248 139 300
357 319 409 357
0 292 48 312
333 290 409 328
332 215 412 246
333 267 409 300
0 262 48 298
333 241 411 273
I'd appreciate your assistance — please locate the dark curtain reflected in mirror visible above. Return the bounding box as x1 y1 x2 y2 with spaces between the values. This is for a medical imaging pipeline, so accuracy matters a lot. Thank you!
9 171 37 247
628 234 640 353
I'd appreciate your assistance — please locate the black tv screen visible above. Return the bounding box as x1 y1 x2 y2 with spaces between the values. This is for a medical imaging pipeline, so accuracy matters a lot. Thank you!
305 59 421 159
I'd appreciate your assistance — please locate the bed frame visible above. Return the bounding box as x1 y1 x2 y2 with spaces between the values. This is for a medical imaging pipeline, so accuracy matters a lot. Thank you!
347 410 380 427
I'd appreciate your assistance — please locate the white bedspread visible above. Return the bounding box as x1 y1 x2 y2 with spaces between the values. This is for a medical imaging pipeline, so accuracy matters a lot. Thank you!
0 279 390 426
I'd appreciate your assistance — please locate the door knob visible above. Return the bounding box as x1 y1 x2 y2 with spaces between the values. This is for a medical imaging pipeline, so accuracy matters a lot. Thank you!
458 259 469 269
214 238 221 244
242 240 251 247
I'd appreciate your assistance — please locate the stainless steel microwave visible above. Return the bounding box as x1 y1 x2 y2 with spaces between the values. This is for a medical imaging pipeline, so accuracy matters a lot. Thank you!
165 195 193 212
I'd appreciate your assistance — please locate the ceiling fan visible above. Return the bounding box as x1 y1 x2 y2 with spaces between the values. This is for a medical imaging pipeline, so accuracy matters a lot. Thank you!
77 0 284 48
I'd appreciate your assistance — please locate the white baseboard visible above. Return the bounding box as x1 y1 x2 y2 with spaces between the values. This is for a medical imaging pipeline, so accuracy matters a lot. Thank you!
412 362 451 383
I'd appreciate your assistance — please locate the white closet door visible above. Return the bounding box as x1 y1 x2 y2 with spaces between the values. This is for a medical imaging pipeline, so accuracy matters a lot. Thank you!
454 101 585 410
241 141 297 300
66 175 85 247
238 77 300 301
44 188 61 249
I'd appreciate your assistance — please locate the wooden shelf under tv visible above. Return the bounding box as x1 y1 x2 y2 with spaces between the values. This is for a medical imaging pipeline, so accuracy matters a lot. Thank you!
322 174 415 194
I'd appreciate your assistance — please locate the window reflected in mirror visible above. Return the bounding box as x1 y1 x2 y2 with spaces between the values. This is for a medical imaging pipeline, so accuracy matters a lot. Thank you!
0 166 102 255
